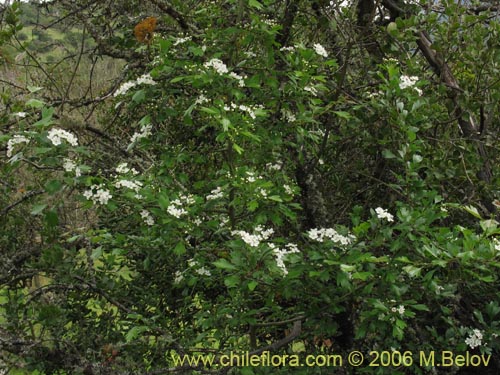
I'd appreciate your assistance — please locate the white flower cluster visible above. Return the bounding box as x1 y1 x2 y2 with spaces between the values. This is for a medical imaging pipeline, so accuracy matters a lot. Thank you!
188 259 211 276
173 36 192 46
307 227 355 245
223 102 263 120
399 75 422 96
63 158 81 177
375 207 394 222
266 161 282 171
114 73 157 97
244 171 263 183
83 185 112 205
258 188 268 198
391 305 405 315
115 179 143 192
204 58 228 74
465 329 483 349
493 238 500 252
7 135 30 157
167 194 195 218
206 186 224 201
116 162 139 175
232 225 274 248
284 184 293 195
228 72 246 87
47 128 78 146
280 46 295 52
271 243 300 275
281 109 297 122
129 124 153 147
195 93 209 105
173 270 184 284
140 209 155 226
313 43 329 58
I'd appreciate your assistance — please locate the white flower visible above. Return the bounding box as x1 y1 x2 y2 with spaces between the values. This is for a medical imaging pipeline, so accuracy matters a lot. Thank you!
116 163 131 174
195 94 209 105
280 46 295 52
167 205 187 218
136 73 156 86
284 184 293 195
313 43 328 58
173 36 191 46
232 230 261 247
204 58 228 74
206 186 224 201
115 179 143 192
129 124 152 147
397 305 405 315
114 73 156 97
173 271 184 284
258 188 268 198
63 158 81 177
7 135 30 157
83 184 112 205
13 112 27 118
196 266 211 276
167 194 193 218
47 128 78 146
492 238 500 252
375 207 394 222
465 329 483 349
399 75 421 95
228 72 246 87
140 209 155 226
273 243 300 275
266 162 282 171
307 227 355 245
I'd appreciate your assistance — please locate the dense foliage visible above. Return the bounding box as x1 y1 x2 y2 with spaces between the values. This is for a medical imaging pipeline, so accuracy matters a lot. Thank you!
1 0 500 374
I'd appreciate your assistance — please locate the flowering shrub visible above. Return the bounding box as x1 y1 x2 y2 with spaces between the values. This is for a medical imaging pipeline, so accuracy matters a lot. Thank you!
0 1 499 374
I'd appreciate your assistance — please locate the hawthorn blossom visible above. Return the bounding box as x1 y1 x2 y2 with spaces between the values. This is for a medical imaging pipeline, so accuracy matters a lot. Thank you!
465 329 483 349
204 58 228 74
313 43 329 58
206 186 223 201
140 209 155 226
399 75 422 95
63 158 81 177
7 135 30 157
232 226 274 248
83 185 112 205
228 72 246 87
115 179 143 192
307 227 355 245
114 73 156 97
173 36 191 46
129 124 152 146
47 128 78 146
272 243 300 275
392 305 405 315
167 194 194 218
375 207 394 222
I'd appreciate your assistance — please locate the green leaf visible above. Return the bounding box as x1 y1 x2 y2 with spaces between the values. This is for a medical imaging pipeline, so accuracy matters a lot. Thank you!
213 258 237 271
26 99 45 108
31 204 47 215
174 241 186 255
247 280 258 291
45 179 62 194
402 265 421 278
382 149 396 159
132 89 146 103
125 325 149 342
333 111 351 119
249 0 263 9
